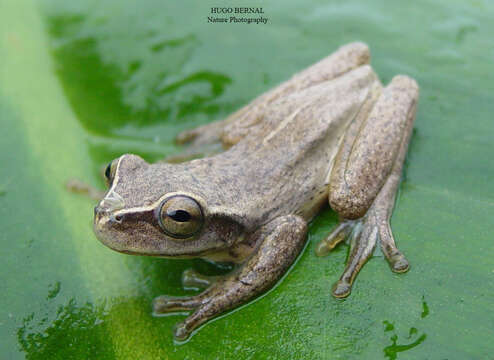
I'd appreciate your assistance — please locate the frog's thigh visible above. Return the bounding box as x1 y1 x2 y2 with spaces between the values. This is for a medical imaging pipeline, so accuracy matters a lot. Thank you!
222 42 371 146
174 44 373 156
173 215 307 340
329 75 419 219
285 41 370 90
178 42 371 148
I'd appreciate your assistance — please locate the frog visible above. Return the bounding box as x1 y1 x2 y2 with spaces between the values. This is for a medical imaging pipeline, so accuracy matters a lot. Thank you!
93 42 419 341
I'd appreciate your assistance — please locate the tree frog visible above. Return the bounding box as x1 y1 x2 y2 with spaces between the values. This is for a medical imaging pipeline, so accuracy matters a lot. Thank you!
93 42 419 341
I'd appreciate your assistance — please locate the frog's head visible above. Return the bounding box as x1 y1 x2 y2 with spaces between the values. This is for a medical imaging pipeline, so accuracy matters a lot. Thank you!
93 154 245 258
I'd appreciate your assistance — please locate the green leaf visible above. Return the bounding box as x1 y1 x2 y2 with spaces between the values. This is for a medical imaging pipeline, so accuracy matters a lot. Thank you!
1 0 493 359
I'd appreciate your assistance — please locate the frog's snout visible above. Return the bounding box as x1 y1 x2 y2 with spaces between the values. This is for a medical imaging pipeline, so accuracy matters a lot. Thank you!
94 191 126 229
94 207 123 229
93 198 127 251
97 191 125 213
94 205 121 222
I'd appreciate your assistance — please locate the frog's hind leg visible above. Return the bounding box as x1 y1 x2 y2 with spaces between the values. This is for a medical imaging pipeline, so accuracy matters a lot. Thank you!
318 75 419 298
175 42 371 150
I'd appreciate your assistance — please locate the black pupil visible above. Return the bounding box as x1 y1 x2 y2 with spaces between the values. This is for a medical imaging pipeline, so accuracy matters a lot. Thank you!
167 210 191 222
105 162 112 180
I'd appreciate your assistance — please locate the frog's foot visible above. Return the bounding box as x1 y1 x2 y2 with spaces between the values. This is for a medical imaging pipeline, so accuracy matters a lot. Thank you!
153 294 204 314
65 178 105 200
154 215 307 341
153 270 220 313
175 117 230 148
315 220 354 256
316 209 409 298
181 268 221 290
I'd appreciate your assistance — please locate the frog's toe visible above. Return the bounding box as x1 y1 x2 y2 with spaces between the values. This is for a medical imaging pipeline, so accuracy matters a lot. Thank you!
173 321 191 341
173 305 212 341
175 129 199 144
388 253 410 273
315 221 353 257
328 217 377 299
152 295 200 315
181 268 216 290
378 221 410 273
332 280 352 298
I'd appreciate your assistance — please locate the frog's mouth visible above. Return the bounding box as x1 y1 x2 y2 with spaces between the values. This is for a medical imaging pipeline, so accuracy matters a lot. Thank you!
115 248 201 259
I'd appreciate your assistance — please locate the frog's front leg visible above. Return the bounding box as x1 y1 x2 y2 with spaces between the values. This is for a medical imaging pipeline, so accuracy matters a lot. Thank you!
180 268 223 290
317 75 419 298
153 215 307 340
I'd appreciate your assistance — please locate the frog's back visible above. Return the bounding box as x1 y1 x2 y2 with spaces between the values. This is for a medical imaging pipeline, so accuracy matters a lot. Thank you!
183 65 380 227
223 66 379 221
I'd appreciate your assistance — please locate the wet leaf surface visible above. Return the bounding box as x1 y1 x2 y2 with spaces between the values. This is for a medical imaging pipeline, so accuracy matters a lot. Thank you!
1 0 493 358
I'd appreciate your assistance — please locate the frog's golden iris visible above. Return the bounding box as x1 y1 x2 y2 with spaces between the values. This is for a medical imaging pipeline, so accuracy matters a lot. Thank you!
93 42 419 340
158 195 204 239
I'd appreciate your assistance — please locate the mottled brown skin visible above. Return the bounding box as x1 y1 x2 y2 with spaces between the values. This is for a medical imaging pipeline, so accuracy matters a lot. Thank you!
93 42 419 340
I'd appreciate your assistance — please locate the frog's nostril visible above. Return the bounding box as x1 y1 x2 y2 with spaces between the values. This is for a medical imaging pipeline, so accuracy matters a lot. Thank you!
100 191 125 212
94 206 105 221
94 205 109 223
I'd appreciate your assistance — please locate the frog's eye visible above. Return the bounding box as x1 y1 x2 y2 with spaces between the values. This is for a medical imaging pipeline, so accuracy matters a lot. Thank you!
158 195 203 239
104 160 117 187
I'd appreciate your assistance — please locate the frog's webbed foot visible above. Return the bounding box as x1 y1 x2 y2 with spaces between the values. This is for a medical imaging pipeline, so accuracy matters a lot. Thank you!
154 215 307 341
316 209 409 298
